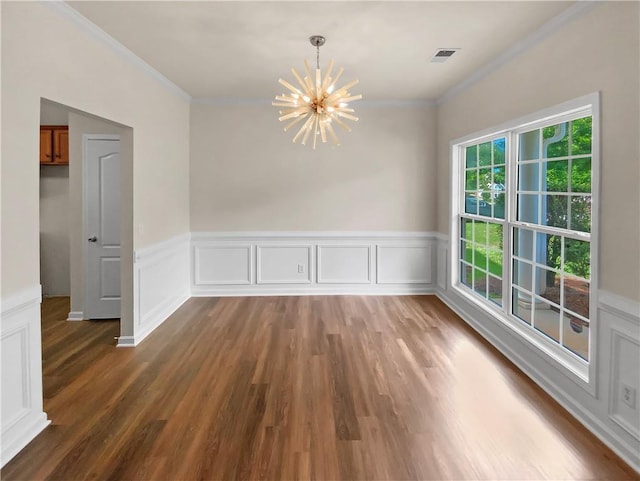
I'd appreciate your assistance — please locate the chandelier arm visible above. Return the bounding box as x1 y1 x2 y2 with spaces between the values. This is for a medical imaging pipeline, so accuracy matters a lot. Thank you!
326 122 340 146
293 115 315 144
319 118 328 144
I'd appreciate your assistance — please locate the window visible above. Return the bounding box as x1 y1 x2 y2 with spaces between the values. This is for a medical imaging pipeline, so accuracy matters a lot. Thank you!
452 95 598 383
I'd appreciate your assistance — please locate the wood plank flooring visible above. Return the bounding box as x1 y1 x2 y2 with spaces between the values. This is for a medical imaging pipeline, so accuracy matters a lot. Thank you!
2 295 636 480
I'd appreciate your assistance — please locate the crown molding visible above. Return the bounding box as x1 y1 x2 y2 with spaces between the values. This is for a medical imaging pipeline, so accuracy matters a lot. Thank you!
192 97 435 108
436 1 600 106
45 1 191 102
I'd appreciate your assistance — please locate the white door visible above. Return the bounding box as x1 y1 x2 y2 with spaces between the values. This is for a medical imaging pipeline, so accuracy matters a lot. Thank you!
85 137 120 319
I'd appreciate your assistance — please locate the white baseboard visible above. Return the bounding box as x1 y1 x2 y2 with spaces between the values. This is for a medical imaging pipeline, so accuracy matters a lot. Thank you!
66 311 84 321
191 231 437 296
1 286 49 468
0 411 49 468
116 336 136 348
192 285 435 297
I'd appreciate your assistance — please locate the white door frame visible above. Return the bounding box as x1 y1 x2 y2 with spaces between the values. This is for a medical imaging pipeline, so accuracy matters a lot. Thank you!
83 134 121 319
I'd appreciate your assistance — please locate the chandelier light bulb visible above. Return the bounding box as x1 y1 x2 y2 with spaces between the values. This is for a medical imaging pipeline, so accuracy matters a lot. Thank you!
273 35 362 149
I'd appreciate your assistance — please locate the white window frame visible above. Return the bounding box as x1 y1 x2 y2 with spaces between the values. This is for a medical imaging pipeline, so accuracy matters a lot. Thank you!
449 92 599 394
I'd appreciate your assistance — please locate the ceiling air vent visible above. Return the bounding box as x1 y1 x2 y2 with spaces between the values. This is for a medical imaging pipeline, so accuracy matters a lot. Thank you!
431 48 460 63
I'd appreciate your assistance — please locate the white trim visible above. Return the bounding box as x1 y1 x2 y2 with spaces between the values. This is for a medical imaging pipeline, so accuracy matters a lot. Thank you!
191 285 435 297
116 336 136 348
191 231 437 295
1 412 50 468
376 244 433 284
191 231 434 241
436 1 598 106
1 286 42 317
129 233 191 347
608 329 640 442
45 1 191 102
317 244 372 284
599 291 640 325
256 245 313 284
193 244 253 285
1 287 49 468
134 233 191 264
436 288 640 474
66 311 84 321
450 93 599 147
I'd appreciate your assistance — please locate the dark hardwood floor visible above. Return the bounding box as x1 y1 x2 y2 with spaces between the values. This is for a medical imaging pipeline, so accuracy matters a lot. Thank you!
2 295 636 480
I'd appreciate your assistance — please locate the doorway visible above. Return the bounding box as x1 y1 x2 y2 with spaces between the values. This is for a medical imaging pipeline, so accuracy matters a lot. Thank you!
39 98 134 337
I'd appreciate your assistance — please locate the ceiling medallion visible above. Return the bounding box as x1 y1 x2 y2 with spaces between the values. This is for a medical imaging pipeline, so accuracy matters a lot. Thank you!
273 35 362 149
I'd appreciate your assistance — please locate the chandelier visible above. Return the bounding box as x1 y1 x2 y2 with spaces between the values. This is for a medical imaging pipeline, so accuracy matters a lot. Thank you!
273 35 362 149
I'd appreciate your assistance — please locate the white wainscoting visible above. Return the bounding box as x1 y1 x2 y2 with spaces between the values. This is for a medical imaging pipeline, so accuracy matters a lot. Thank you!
435 233 640 473
1 286 50 467
191 232 437 296
118 233 191 347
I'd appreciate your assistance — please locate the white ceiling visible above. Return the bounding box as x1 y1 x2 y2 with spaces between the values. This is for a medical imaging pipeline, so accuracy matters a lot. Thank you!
67 1 574 101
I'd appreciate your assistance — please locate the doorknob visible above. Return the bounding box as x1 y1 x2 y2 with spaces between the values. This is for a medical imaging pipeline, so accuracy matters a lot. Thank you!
88 236 97 242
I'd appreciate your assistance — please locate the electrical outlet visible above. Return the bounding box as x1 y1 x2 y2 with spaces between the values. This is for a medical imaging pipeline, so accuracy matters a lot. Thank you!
621 383 636 409
297 263 305 274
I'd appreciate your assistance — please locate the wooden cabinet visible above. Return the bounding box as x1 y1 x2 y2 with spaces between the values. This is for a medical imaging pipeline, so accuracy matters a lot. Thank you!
40 126 69 165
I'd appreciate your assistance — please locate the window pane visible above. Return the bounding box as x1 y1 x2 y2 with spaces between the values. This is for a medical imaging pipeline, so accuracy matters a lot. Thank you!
478 167 492 190
519 130 540 161
461 218 473 240
543 123 569 158
518 163 539 191
545 160 568 192
464 195 479 215
473 244 488 273
571 157 591 193
518 194 539 223
537 233 562 271
513 228 533 260
493 165 506 186
465 169 478 190
475 272 488 298
461 262 472 288
571 117 592 155
475 220 487 245
562 315 589 360
465 145 477 168
570 195 591 233
564 238 590 279
564 274 590 319
489 276 503 306
488 223 502 250
536 267 560 306
513 259 533 290
478 195 492 217
513 288 532 325
461 240 473 264
534 300 560 342
493 193 505 220
479 142 492 166
493 138 506 165
543 194 568 229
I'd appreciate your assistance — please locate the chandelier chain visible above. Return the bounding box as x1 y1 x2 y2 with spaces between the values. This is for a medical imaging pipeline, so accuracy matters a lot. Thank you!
316 44 320 69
